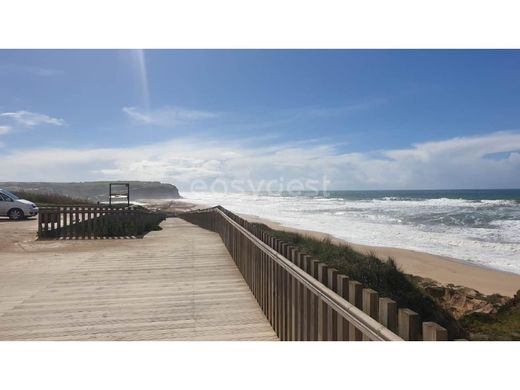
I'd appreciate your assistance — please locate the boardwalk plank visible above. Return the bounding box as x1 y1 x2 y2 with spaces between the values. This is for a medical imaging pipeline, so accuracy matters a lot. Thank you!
0 218 277 341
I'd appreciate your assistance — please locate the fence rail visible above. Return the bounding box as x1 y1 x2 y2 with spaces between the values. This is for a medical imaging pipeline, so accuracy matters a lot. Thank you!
180 206 450 341
38 205 165 239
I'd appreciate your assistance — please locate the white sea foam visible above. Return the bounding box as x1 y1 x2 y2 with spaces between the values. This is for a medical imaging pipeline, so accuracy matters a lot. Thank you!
180 192 520 275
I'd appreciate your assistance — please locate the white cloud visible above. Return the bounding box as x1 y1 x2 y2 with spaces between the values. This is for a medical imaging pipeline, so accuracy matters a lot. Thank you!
123 106 217 127
0 131 519 190
0 125 11 135
0 64 64 77
0 110 66 127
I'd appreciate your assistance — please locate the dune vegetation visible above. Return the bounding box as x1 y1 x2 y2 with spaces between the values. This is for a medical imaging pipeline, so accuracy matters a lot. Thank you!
263 226 468 339
11 190 94 206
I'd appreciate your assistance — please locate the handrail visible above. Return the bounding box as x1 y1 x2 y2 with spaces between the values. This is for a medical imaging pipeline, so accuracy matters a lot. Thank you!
180 206 406 341
213 207 402 341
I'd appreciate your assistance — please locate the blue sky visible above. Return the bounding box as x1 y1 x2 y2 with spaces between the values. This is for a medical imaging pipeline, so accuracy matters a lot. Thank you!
1 50 520 190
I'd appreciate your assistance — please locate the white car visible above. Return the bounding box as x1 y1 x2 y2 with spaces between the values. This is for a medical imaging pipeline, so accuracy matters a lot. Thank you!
0 189 39 220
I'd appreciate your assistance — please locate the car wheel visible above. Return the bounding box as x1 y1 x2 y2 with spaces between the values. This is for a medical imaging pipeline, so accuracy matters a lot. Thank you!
8 208 24 221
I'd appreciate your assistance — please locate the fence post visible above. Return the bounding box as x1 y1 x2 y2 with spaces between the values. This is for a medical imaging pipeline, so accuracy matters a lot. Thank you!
291 270 297 341
337 275 350 340
281 242 287 257
327 268 339 340
294 252 305 341
277 261 283 339
37 212 42 237
348 281 363 340
43 211 48 235
398 308 421 341
284 266 290 341
81 207 86 239
317 263 329 341
309 259 320 340
422 322 448 341
56 206 61 234
362 288 379 341
87 206 92 239
302 255 312 340
378 297 398 333
269 254 275 331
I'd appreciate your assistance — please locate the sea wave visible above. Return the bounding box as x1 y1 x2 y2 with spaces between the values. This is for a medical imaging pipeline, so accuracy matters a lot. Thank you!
180 191 520 274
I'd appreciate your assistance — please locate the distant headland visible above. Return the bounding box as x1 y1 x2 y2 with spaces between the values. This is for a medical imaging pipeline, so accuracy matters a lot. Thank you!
0 181 181 202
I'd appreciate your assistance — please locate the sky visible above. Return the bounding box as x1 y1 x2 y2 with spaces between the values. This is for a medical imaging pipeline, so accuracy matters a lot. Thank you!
1 49 520 191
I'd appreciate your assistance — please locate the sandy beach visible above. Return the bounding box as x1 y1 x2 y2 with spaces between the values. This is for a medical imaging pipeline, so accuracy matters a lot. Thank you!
148 199 520 297
240 213 520 297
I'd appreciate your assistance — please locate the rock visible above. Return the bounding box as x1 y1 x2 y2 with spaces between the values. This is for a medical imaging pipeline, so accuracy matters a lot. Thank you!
425 285 445 298
418 279 509 320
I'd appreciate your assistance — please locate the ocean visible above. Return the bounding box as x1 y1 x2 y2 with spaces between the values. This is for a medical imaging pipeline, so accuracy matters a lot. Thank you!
180 189 520 275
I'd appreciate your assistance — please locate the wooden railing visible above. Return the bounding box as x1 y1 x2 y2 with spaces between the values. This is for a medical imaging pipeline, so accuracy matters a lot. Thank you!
181 206 449 341
38 205 166 239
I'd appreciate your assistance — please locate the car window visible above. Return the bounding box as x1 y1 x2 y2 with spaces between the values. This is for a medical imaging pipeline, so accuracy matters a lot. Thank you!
0 192 14 201
1 190 18 200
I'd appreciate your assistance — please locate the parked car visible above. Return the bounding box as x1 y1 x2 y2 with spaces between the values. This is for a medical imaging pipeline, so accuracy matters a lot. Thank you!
0 189 39 220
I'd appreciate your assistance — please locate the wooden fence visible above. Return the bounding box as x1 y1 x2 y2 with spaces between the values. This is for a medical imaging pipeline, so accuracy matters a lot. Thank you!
180 206 449 341
38 205 166 239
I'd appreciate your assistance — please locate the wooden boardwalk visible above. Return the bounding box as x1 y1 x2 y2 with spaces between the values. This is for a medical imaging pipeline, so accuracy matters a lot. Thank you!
0 218 278 340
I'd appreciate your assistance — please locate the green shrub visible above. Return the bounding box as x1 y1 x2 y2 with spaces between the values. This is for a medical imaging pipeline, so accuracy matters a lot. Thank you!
461 290 520 340
261 225 466 339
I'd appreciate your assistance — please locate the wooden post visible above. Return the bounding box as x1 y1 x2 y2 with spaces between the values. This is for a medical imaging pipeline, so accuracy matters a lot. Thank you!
295 253 305 340
337 275 350 340
278 262 285 340
309 259 320 340
261 250 266 313
274 261 279 336
378 297 398 333
269 253 275 329
43 211 48 235
290 248 297 264
302 255 311 340
290 272 297 341
422 322 448 341
348 281 363 341
398 308 421 341
69 207 74 239
281 242 287 257
37 212 42 237
56 206 61 234
81 207 86 239
362 288 379 341
87 207 92 239
62 207 67 236
262 252 267 317
327 268 339 340
283 267 290 340
317 263 329 341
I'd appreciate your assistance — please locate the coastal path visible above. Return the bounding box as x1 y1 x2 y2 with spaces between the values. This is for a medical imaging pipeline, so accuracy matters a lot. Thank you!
0 218 278 340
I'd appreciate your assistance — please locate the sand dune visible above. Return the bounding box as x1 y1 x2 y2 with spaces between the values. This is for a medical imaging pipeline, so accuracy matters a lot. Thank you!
240 213 520 297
